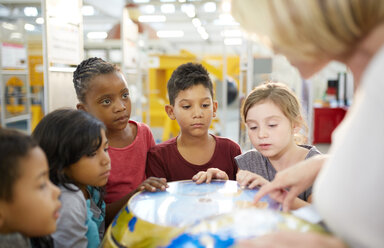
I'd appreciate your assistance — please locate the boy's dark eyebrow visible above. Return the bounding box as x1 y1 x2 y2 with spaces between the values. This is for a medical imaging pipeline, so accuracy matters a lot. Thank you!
120 88 128 93
179 97 211 102
36 170 49 179
96 94 113 101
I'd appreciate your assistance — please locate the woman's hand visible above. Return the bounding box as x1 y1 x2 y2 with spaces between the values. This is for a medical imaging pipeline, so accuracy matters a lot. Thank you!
192 168 229 184
236 231 347 248
137 177 168 192
254 155 326 212
237 170 269 189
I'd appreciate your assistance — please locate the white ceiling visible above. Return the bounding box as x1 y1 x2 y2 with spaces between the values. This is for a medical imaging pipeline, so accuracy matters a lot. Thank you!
0 0 244 55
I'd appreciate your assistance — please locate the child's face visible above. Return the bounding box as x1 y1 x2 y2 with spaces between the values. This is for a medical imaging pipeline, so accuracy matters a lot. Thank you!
0 147 61 236
65 129 111 190
166 84 217 138
245 100 298 159
79 71 131 132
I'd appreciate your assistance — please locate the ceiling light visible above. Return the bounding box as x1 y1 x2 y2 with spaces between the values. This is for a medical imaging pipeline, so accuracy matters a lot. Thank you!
10 32 22 39
192 18 201 28
178 0 186 2
138 15 166 23
157 30 184 38
35 17 44 24
133 0 150 3
221 29 242 37
181 4 195 18
24 23 35 31
87 32 108 40
160 0 176 2
201 33 209 40
2 22 16 30
82 5 95 16
224 38 242 46
204 2 216 13
140 5 155 14
24 7 38 17
221 1 231 13
213 14 239 26
161 4 175 14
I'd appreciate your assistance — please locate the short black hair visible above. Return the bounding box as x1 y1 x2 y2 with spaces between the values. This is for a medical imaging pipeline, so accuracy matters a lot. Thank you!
73 57 118 103
167 62 213 105
0 128 38 201
32 109 105 192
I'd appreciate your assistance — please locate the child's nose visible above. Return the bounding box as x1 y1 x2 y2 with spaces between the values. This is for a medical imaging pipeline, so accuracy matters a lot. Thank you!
257 127 268 138
114 100 127 112
51 181 61 199
192 106 203 118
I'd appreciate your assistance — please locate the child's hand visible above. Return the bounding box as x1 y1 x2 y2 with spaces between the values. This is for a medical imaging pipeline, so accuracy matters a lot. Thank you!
192 168 229 184
237 170 269 189
137 177 168 192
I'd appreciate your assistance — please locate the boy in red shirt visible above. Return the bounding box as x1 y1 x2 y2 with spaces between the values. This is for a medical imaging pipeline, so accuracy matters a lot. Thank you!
146 63 241 182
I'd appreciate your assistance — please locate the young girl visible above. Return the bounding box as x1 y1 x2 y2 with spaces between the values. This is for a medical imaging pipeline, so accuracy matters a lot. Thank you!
73 58 162 208
195 82 320 209
32 109 166 248
235 82 320 209
0 128 61 248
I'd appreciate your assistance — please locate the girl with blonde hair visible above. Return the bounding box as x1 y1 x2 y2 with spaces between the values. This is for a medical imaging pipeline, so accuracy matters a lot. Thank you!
236 82 321 210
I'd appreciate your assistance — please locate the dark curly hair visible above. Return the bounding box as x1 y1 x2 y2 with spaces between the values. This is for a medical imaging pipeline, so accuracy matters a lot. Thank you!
167 62 214 105
73 57 119 103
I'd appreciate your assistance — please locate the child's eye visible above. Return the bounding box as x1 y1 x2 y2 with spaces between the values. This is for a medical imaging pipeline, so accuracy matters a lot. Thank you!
101 99 111 105
269 124 277 128
202 103 210 108
249 126 257 130
39 181 48 190
182 105 190 109
87 152 97 157
122 92 129 99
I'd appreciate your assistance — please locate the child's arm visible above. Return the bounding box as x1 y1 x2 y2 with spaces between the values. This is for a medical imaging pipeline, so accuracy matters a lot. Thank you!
105 177 168 226
192 168 229 184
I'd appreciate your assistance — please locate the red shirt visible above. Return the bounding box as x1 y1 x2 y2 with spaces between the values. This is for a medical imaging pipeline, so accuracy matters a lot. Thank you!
105 120 155 203
146 135 241 181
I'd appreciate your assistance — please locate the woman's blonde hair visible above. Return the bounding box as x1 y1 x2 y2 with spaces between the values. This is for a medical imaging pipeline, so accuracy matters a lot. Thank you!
231 0 384 62
241 82 308 144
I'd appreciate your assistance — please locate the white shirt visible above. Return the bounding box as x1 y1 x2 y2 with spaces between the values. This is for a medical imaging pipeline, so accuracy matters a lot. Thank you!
314 45 384 247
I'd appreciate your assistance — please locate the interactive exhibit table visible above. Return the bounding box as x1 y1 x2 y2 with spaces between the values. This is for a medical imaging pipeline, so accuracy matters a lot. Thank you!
101 180 325 247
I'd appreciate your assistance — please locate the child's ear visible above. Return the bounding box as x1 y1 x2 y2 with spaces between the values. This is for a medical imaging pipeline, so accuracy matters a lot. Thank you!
165 105 176 120
76 103 86 111
212 100 218 118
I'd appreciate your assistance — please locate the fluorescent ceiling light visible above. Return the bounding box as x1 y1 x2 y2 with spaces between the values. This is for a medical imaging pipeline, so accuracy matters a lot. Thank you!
24 7 38 17
140 5 155 14
2 22 16 30
133 0 150 3
35 17 44 24
221 29 242 37
192 18 201 28
224 38 242 46
214 14 239 26
82 5 95 16
138 15 166 23
181 4 195 18
160 0 176 2
221 1 231 13
157 30 184 38
161 4 175 14
87 32 108 40
24 23 35 31
10 32 22 39
204 2 216 13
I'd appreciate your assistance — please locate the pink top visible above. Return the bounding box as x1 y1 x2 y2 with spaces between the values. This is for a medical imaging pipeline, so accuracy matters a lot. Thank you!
105 120 155 203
